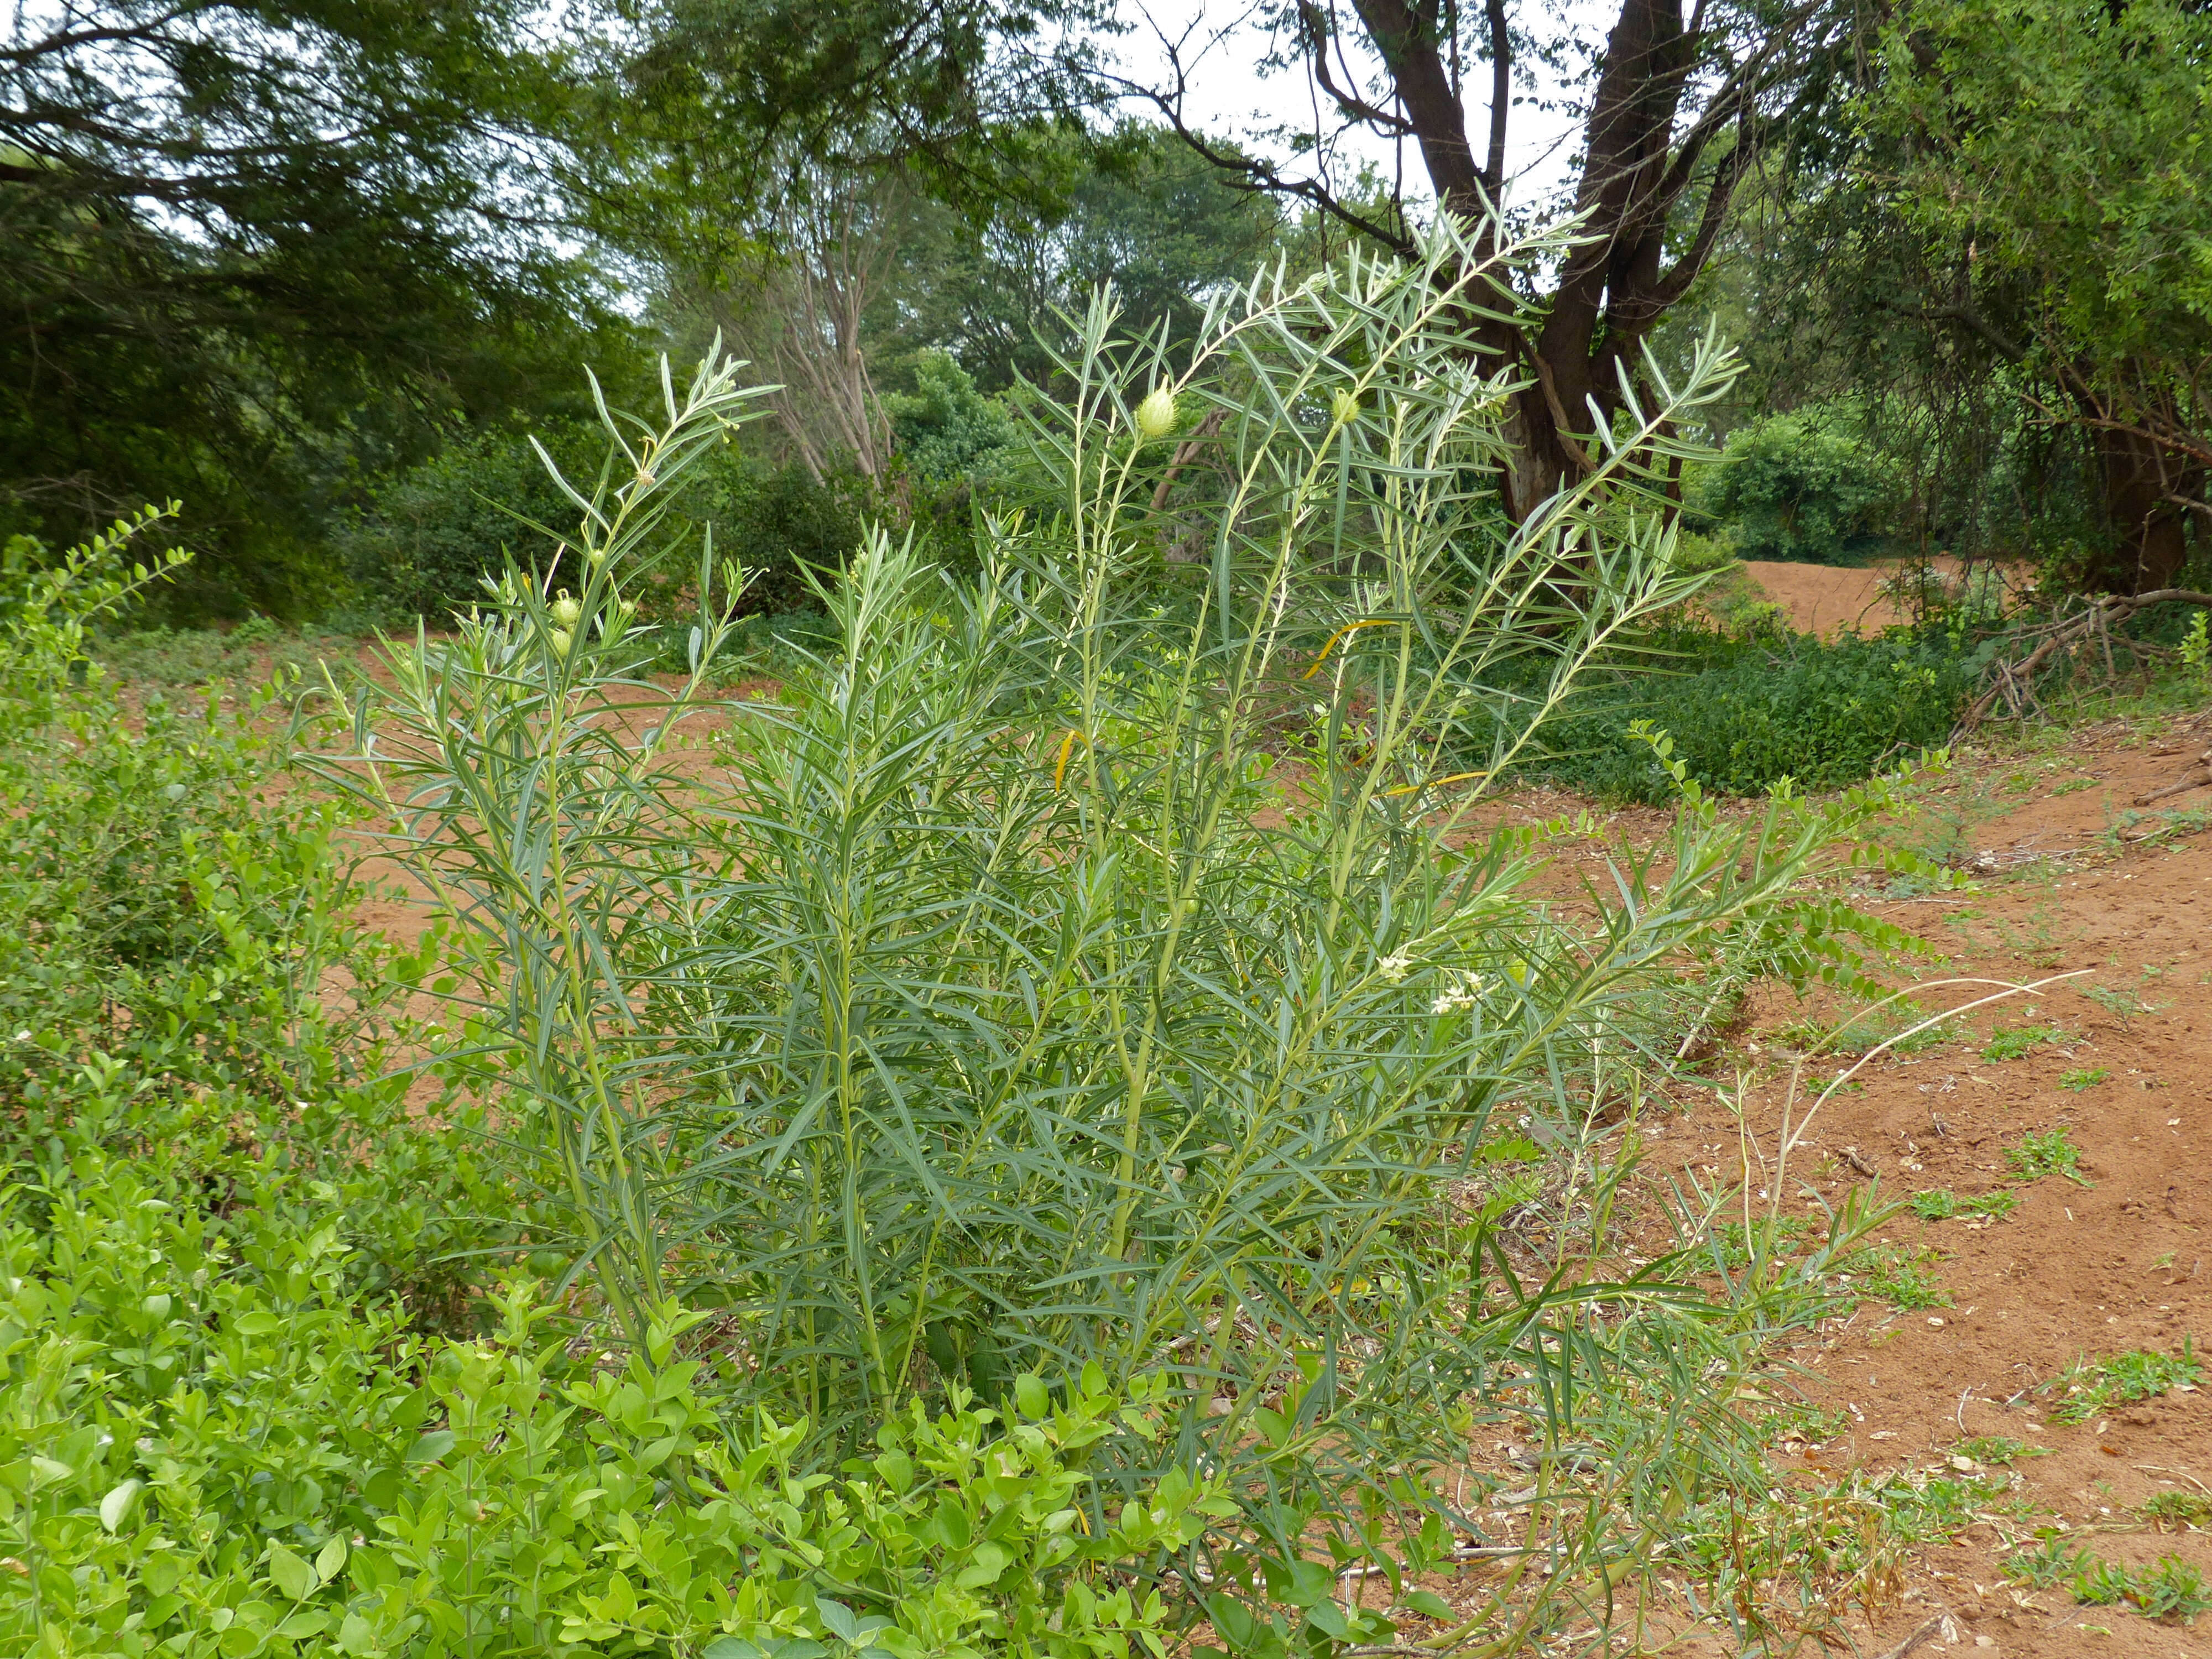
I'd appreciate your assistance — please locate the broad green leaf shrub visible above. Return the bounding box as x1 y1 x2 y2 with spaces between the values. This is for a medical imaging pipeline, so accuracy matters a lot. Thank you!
0 1171 1220 1658
1528 625 1980 801
1694 410 1900 566
331 419 608 623
0 511 1215 1658
0 509 515 1318
335 418 868 625
322 217 1922 1639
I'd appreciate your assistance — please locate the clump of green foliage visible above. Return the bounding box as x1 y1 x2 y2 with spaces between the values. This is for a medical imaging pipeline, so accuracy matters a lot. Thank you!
317 221 1929 1650
333 418 868 625
1909 1188 2018 1222
2047 1344 2202 1426
2005 1536 2090 1588
1840 1244 1950 1310
1530 625 1977 802
2072 1553 2212 1623
2141 1491 2212 1531
2007 1127 2089 1185
0 507 1219 1659
1953 1436 2047 1466
3 1222 1215 1658
1982 1024 2064 1061
0 512 510 1312
1692 408 1900 566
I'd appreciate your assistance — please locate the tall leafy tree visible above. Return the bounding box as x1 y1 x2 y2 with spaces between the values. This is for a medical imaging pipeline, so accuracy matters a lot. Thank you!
1120 0 1865 523
2 0 609 607
884 124 1284 393
582 0 1115 267
1855 0 2211 591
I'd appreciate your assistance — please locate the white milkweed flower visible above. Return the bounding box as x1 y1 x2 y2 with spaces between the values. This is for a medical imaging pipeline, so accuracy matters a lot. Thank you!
1430 969 1486 1016
1376 953 1413 984
1134 385 1178 441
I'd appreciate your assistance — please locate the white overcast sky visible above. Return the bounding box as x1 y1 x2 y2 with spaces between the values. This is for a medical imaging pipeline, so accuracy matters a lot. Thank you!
1109 0 1615 218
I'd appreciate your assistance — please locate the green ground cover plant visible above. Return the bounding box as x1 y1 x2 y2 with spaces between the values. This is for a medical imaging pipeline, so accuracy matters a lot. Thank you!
1840 1245 1950 1311
1908 1188 2018 1222
1981 1024 2064 1061
2007 1127 2089 1185
2072 1553 2212 1623
2141 1490 2212 1530
2047 1343 2203 1426
1516 624 1980 804
2004 1536 2089 1588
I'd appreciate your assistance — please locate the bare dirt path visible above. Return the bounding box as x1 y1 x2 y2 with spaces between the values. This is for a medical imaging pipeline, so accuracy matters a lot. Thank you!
1645 716 2212 1657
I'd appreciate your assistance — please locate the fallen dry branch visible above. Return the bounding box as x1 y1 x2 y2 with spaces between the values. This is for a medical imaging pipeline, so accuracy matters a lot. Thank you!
1957 587 2212 734
2136 743 2212 805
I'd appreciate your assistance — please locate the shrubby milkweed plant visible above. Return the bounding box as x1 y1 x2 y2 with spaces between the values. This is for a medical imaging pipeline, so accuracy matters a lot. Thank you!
317 216 1918 1648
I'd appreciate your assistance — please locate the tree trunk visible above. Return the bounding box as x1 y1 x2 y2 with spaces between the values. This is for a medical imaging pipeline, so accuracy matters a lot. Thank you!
2086 423 2198 594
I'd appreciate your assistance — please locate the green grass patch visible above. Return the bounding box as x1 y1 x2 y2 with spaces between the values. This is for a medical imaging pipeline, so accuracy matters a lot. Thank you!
1981 1024 2064 1061
2048 1343 2203 1426
1910 1188 2018 1222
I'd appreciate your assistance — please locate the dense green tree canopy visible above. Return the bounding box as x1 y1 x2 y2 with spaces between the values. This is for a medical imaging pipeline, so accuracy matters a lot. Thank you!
1 0 614 609
1862 0 2211 589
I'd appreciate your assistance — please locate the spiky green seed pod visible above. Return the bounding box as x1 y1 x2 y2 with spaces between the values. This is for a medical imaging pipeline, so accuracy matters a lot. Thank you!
1134 386 1177 441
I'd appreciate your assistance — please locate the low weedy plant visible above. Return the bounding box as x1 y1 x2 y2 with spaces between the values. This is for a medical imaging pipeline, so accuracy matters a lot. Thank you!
1775 1000 1950 1060
2007 1126 2091 1185
1841 1245 1952 1311
2059 1065 2112 1091
1910 1188 2019 1222
2004 1536 2090 1588
2048 1342 2204 1426
1953 1436 2048 1466
2072 1553 2212 1623
315 220 1926 1651
1981 1023 2064 1061
2141 1490 2212 1531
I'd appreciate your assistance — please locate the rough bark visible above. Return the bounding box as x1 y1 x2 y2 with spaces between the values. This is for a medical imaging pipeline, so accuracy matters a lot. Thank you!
2086 424 2194 593
1156 0 1810 523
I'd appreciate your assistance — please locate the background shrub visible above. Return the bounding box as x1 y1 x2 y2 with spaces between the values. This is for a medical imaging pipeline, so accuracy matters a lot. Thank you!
330 419 604 622
1531 625 1978 801
1697 409 1901 565
335 422 873 625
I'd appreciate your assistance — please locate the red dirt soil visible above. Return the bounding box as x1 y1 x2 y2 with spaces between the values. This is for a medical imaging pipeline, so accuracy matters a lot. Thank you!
1644 718 2212 1656
1740 560 1914 636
